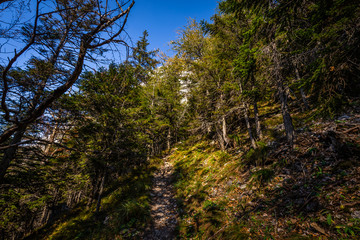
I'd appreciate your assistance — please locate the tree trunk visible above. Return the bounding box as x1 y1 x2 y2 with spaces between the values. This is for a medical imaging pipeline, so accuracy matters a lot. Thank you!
44 122 59 156
253 101 263 140
278 81 295 145
151 140 155 156
87 177 99 208
76 191 82 203
295 68 310 110
0 126 27 184
221 115 230 148
167 127 171 151
216 126 225 151
238 79 256 148
243 103 257 149
95 172 106 214
40 205 50 225
67 191 75 208
216 115 229 151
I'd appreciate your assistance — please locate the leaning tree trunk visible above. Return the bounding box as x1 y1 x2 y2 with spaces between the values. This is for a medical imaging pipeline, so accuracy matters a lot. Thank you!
0 126 27 184
95 171 106 214
277 80 295 145
40 205 50 225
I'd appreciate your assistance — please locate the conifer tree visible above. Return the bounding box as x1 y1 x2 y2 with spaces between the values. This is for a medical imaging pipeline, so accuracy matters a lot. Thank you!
131 30 159 83
0 0 135 183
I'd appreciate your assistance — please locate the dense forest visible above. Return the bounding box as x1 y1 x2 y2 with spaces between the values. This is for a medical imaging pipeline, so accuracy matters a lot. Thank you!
1 0 360 239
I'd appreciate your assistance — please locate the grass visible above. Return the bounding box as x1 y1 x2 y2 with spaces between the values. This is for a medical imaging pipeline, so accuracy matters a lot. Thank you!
169 128 360 239
24 103 360 239
170 141 253 239
25 158 162 240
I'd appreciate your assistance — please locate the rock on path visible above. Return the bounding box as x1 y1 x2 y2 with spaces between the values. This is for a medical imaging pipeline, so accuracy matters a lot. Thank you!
144 159 178 240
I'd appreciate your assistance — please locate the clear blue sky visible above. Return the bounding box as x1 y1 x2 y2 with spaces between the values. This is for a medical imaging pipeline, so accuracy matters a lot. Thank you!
125 0 219 56
0 0 219 66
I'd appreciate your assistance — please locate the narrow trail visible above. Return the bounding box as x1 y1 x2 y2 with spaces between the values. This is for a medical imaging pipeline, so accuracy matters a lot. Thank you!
144 158 178 240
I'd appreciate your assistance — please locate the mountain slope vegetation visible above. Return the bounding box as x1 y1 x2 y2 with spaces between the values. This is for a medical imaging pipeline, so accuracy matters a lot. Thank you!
1 0 360 239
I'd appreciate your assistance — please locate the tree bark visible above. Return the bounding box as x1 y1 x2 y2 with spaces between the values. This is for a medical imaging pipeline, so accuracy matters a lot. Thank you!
40 206 50 225
0 126 27 183
295 68 310 110
167 127 171 151
238 79 257 148
221 115 230 148
243 103 257 149
216 126 225 151
44 122 59 156
253 101 263 140
95 172 106 214
216 115 229 151
278 81 295 145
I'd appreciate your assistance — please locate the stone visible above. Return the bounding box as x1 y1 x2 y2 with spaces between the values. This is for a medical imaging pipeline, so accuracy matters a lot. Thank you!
351 211 360 219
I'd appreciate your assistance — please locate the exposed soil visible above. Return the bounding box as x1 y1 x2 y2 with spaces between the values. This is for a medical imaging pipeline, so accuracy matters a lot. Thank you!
144 159 178 240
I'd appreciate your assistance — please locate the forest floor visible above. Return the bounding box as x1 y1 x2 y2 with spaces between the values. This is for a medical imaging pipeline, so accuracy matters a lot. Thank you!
168 111 360 239
23 108 360 240
144 157 178 240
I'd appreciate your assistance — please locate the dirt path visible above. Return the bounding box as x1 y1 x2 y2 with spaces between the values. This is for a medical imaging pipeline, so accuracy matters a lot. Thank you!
144 159 178 240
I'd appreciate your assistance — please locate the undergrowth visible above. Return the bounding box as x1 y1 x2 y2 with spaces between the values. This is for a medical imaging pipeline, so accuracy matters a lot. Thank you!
24 158 162 240
170 123 360 240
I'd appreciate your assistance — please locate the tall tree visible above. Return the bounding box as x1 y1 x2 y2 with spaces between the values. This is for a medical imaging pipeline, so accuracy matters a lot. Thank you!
144 56 188 153
219 0 296 144
173 20 234 150
130 30 159 83
0 0 135 183
64 63 148 212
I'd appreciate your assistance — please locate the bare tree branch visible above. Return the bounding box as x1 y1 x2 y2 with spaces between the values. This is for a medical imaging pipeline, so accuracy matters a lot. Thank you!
0 0 136 182
1 0 40 123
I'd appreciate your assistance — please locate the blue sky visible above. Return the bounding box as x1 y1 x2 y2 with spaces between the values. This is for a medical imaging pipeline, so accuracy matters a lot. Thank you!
125 0 219 56
0 0 219 67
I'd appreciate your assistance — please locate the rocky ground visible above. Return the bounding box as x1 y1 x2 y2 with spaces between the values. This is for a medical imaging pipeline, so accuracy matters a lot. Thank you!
144 159 178 240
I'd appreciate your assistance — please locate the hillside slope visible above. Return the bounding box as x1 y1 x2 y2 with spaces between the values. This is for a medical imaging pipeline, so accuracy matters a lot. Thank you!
24 159 160 240
24 108 360 239
169 113 360 239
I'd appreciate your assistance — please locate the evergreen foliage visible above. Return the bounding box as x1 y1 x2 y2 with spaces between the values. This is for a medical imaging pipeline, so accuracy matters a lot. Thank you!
1 0 359 239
